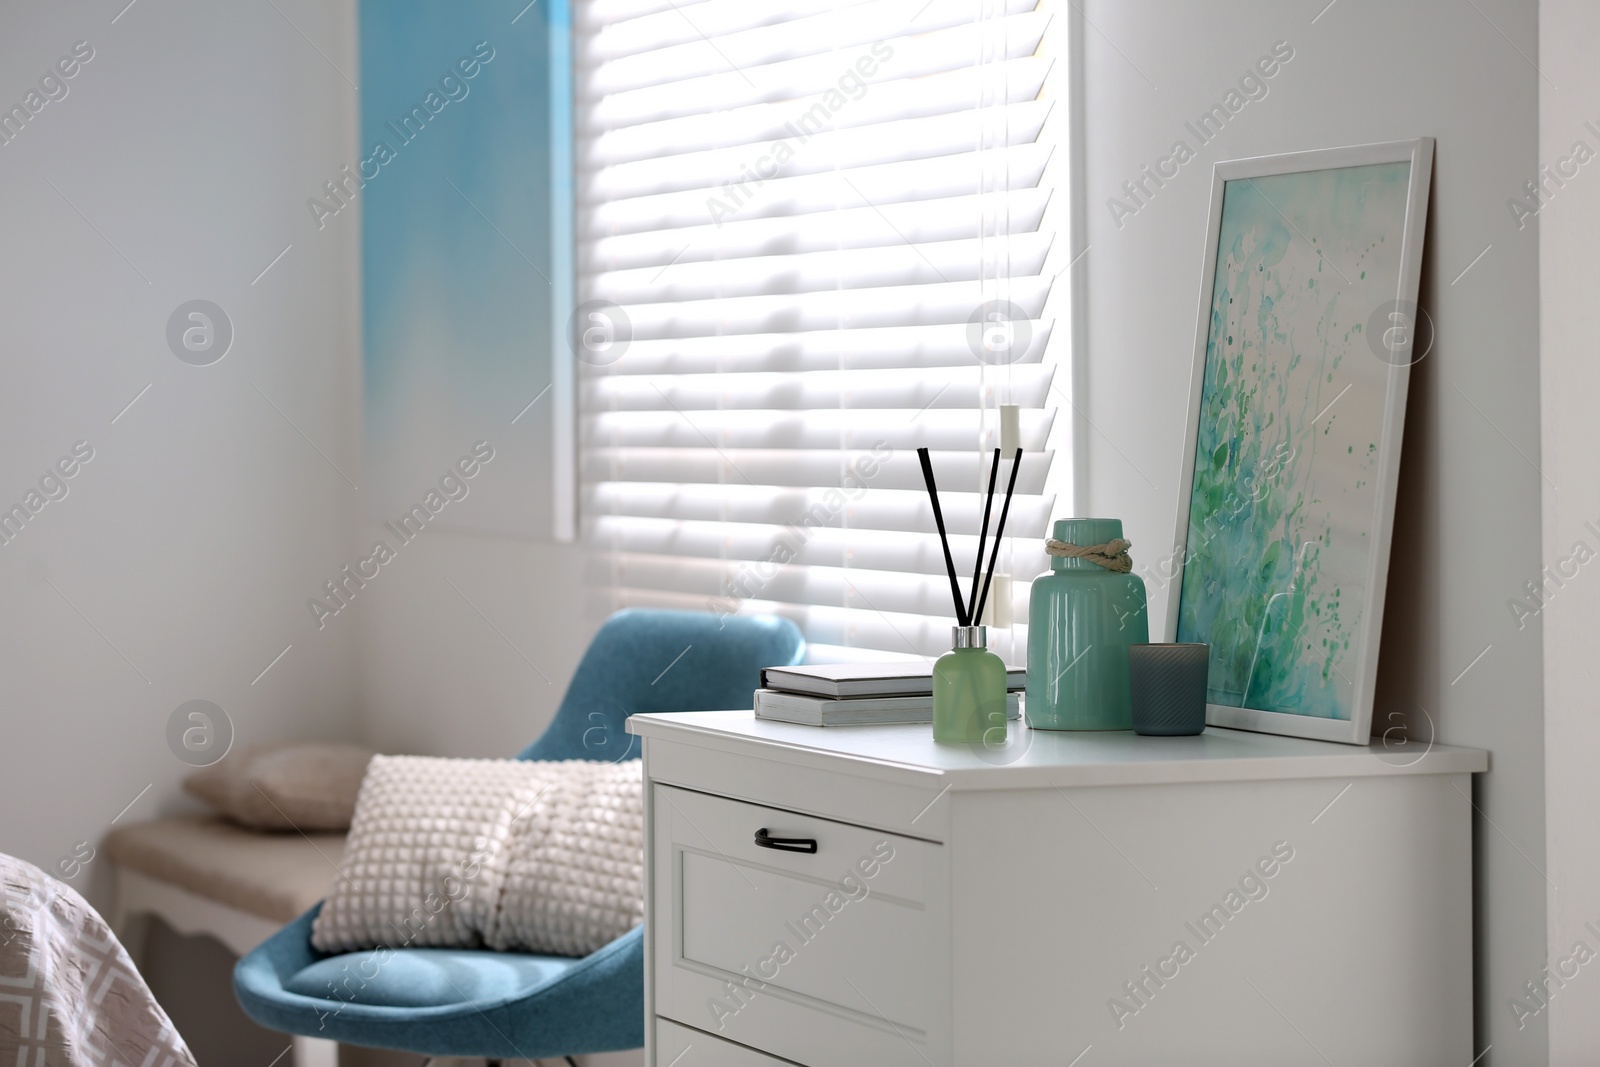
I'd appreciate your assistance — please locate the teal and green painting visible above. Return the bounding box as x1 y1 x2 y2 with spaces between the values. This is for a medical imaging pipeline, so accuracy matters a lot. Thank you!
1176 161 1411 721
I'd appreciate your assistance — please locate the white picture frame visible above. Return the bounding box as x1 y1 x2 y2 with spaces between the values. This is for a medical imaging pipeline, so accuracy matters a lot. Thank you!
1164 138 1434 745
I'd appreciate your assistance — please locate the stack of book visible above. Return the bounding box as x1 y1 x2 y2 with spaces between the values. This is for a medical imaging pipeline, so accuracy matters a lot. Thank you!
754 662 1026 726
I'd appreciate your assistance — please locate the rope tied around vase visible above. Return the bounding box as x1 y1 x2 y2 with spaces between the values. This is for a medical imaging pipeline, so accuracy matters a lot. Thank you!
1045 537 1134 573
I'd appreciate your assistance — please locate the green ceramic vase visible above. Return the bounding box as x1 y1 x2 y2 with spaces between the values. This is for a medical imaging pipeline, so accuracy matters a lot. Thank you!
1026 518 1149 730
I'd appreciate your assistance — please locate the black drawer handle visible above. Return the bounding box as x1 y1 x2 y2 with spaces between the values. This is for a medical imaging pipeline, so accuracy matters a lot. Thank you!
754 827 817 854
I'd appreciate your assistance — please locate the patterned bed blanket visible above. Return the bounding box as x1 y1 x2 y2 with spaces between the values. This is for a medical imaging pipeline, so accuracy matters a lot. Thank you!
1 852 195 1067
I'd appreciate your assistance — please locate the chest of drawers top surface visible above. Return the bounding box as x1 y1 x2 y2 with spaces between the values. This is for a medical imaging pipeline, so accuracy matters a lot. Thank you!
627 710 1487 791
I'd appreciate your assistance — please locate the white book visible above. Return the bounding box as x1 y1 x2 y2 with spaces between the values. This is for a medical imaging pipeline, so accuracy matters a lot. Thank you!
760 661 1026 699
754 688 1023 726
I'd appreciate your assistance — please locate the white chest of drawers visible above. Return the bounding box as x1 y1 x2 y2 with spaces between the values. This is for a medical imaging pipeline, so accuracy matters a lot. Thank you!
627 711 1487 1067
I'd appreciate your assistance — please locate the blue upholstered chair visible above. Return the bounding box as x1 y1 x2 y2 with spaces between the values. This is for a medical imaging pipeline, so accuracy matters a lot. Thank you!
234 609 804 1064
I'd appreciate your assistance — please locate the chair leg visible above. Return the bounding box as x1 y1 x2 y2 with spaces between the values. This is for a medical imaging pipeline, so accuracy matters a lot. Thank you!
292 1034 339 1067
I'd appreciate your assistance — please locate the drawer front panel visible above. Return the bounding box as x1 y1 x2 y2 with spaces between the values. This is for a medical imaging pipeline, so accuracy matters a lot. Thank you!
681 850 928 1029
655 1018 796 1066
657 783 927 901
653 784 946 1067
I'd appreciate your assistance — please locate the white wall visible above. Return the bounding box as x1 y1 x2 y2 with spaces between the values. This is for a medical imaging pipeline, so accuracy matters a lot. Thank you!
0 0 366 1058
356 527 596 758
1538 2 1600 1061
1077 1 1543 1062
0 0 362 911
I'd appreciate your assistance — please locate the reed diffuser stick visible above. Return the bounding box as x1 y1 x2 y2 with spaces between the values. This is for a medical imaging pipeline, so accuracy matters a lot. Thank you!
917 446 969 627
973 448 1024 624
966 448 1001 624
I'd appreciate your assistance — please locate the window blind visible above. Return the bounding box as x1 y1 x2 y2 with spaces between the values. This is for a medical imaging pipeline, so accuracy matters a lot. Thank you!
574 0 1065 660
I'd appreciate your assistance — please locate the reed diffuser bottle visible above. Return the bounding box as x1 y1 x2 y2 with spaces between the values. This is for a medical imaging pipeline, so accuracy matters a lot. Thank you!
933 625 1009 743
918 446 1023 744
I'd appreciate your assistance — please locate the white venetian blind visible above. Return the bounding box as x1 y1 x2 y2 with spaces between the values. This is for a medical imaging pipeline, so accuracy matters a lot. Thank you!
574 0 1065 660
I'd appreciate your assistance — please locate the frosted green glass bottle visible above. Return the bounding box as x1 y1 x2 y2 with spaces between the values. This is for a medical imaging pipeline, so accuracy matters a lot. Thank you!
1026 518 1149 730
933 625 1009 744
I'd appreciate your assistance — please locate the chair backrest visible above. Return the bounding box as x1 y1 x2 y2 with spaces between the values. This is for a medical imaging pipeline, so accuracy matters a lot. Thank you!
517 609 805 763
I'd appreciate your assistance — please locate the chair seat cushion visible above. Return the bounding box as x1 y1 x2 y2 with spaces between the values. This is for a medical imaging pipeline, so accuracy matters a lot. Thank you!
105 816 344 923
235 905 646 1058
284 947 579 1008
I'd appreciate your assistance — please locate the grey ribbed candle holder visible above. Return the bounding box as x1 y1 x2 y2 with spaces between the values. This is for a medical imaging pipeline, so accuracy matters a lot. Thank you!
1127 643 1209 736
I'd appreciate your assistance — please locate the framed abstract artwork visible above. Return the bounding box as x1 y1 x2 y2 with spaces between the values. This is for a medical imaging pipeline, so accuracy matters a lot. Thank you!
1164 139 1434 744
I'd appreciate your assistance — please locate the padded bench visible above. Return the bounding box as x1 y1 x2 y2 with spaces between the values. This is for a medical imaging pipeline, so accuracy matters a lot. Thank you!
105 816 345 1067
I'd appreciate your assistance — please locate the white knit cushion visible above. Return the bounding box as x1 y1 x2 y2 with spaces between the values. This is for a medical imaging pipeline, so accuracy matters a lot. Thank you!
487 759 645 957
309 756 643 958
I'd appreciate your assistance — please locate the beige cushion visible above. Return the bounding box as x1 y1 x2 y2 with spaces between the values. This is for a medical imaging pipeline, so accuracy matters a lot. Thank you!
104 816 345 923
183 742 375 831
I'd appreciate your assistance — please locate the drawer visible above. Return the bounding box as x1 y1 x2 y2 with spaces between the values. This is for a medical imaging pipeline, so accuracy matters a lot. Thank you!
655 1018 796 1065
652 785 947 1067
